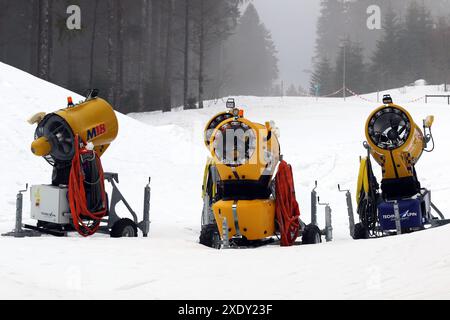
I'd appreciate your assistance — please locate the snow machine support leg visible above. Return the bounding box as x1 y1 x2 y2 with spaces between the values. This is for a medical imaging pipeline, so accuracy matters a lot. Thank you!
338 185 355 238
390 200 402 235
311 181 318 226
324 203 333 242
221 217 230 249
429 199 450 228
318 197 333 242
104 173 151 237
2 185 41 238
105 173 138 227
140 178 151 237
431 201 445 220
307 182 333 242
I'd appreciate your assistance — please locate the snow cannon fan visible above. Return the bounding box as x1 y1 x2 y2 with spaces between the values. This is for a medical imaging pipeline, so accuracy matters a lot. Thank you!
365 96 433 197
200 98 320 249
349 94 450 239
12 89 152 238
29 89 118 186
204 98 281 182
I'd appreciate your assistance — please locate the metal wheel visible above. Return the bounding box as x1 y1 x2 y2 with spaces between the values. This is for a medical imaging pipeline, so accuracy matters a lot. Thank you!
110 218 138 238
200 224 222 249
302 224 322 245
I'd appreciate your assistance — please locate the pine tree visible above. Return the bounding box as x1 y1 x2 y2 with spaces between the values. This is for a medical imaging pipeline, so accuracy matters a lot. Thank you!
286 84 298 96
37 0 53 81
183 0 191 109
190 0 240 108
310 56 335 96
370 5 403 91
315 0 347 64
430 17 450 89
224 4 278 96
334 40 367 94
271 83 282 96
399 1 434 84
162 0 174 112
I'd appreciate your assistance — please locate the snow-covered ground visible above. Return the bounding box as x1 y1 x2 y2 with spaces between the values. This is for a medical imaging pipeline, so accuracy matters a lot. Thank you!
1 62 450 299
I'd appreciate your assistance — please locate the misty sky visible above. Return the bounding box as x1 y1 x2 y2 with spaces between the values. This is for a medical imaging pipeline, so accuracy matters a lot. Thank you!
252 0 321 89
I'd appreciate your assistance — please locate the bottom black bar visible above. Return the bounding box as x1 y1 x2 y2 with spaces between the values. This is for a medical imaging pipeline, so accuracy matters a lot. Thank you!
0 300 441 319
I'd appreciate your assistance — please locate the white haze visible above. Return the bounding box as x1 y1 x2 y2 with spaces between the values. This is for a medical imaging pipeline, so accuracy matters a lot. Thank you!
253 0 321 90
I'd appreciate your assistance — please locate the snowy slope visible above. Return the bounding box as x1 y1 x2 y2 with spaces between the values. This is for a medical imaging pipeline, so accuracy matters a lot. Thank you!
1 62 450 299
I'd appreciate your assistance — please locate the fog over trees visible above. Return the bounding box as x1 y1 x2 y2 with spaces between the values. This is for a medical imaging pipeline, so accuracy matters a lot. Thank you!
0 0 278 113
311 0 450 96
1 1 450 108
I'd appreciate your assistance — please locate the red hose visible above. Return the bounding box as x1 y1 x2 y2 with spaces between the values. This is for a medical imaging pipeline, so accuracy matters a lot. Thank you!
68 136 107 237
275 160 301 246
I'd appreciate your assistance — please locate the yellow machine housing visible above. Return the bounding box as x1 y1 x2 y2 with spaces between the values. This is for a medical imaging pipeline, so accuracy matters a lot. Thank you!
30 97 119 159
18 93 153 239
356 157 370 205
362 102 434 200
55 98 118 156
350 98 439 239
204 109 280 241
365 103 429 180
209 117 280 181
213 200 275 240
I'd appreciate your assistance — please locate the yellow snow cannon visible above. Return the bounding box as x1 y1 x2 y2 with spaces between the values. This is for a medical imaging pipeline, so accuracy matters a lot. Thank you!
365 100 431 187
7 89 151 239
200 98 326 249
30 93 118 169
342 94 450 240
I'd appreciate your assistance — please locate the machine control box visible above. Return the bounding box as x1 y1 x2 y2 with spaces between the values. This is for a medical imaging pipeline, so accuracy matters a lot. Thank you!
378 198 424 231
30 185 71 224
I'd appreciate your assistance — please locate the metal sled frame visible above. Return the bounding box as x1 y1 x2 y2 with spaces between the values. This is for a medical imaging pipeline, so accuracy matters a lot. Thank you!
99 172 151 237
3 173 151 238
202 168 333 249
339 185 450 239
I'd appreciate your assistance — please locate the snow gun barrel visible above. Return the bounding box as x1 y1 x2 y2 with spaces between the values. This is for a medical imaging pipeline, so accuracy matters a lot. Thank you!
201 102 283 244
204 107 280 181
365 101 434 181
29 96 118 162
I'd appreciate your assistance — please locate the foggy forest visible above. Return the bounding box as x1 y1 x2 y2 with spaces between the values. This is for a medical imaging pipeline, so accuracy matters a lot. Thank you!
1 0 450 113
